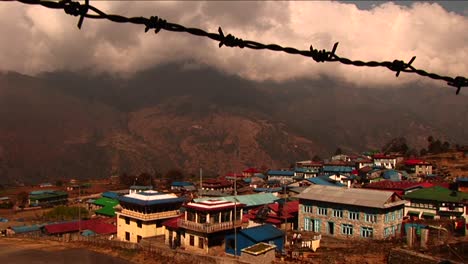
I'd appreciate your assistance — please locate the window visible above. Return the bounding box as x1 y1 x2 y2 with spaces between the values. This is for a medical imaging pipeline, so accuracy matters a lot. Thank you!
199 237 204 249
189 235 195 246
125 217 130 225
365 213 377 223
391 211 395 221
303 205 313 213
125 232 130 241
304 218 321 232
361 227 373 238
385 213 389 223
137 235 142 243
342 224 353 235
333 209 343 218
137 220 142 228
318 207 327 216
349 211 359 220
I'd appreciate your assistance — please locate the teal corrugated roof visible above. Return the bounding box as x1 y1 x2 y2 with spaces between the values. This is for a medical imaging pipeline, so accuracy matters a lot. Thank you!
194 193 279 207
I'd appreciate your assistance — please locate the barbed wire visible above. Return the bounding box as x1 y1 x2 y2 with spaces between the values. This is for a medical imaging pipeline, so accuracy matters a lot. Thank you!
7 0 468 95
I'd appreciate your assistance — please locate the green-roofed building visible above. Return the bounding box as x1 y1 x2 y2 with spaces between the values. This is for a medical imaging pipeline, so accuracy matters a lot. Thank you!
403 186 468 220
194 193 279 209
28 190 68 208
93 197 119 217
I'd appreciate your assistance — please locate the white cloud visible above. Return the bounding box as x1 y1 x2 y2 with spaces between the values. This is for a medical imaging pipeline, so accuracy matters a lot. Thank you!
0 1 466 87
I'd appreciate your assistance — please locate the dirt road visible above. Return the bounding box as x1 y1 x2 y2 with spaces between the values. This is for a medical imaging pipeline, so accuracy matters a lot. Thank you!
0 238 132 264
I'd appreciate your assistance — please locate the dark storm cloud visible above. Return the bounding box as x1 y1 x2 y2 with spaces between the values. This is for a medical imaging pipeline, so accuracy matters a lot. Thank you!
0 1 466 87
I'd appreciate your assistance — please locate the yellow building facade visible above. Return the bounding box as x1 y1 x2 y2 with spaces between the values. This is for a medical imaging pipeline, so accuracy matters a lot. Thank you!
116 190 185 243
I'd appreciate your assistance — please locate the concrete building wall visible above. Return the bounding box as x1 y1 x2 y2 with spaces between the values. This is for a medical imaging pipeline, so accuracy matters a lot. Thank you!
116 213 166 243
182 231 209 254
298 202 404 240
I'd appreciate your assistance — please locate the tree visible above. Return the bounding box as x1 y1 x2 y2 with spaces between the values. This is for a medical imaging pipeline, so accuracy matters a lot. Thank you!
165 169 184 181
16 191 29 208
420 148 428 156
334 147 343 156
119 172 136 186
312 155 322 162
381 137 409 155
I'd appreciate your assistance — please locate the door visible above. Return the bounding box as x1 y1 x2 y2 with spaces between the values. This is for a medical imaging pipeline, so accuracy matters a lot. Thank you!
328 222 334 235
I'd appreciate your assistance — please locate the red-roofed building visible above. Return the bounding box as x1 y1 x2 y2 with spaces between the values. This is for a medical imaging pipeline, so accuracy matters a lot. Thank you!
404 159 433 176
248 200 299 231
44 217 117 236
363 180 434 196
242 168 261 177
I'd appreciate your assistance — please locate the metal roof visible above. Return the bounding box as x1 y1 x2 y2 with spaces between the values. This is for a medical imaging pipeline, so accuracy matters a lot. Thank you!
296 185 407 209
194 193 279 207
306 177 345 187
267 170 295 176
240 224 284 242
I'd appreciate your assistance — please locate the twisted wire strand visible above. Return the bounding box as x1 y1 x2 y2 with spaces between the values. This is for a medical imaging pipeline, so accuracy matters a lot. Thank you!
8 0 468 94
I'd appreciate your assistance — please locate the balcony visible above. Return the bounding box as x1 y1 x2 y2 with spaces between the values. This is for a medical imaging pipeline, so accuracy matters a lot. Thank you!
438 207 464 213
120 209 179 221
178 219 242 233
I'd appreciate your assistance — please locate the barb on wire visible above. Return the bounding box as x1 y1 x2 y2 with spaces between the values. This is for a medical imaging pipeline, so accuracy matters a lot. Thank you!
9 0 468 95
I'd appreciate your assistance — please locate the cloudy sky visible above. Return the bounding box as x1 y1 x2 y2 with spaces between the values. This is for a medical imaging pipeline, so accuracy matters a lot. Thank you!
0 1 467 88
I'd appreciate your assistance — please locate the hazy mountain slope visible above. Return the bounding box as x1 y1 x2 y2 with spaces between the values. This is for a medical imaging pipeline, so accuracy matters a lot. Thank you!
0 64 466 184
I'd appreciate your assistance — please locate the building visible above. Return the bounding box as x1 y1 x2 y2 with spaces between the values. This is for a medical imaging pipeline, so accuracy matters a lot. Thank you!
225 224 284 256
116 190 185 243
403 186 468 220
372 154 396 169
194 193 279 211
28 190 68 207
129 185 153 194
456 178 468 192
239 242 277 264
404 159 433 176
266 170 295 184
363 180 433 196
296 185 406 239
170 181 196 192
43 218 117 238
174 199 244 254
93 197 119 217
247 200 299 230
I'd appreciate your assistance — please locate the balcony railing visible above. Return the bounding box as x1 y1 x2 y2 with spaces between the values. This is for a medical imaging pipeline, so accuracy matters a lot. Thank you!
120 209 179 221
438 207 464 213
178 219 242 233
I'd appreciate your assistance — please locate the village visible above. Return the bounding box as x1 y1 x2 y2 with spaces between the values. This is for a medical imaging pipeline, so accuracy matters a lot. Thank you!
0 149 467 264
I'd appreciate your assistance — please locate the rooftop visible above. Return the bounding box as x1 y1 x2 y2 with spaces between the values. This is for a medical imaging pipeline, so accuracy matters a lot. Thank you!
119 190 185 206
240 224 284 242
403 186 468 203
296 185 407 209
185 199 245 211
242 242 277 256
194 193 279 207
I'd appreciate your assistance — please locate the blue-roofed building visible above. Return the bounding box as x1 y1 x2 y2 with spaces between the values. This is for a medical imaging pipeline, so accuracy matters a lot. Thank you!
306 177 346 187
225 224 284 256
267 170 295 184
10 224 44 236
382 170 402 182
322 165 354 175
170 181 196 192
102 191 120 200
294 167 319 179
116 190 185 243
